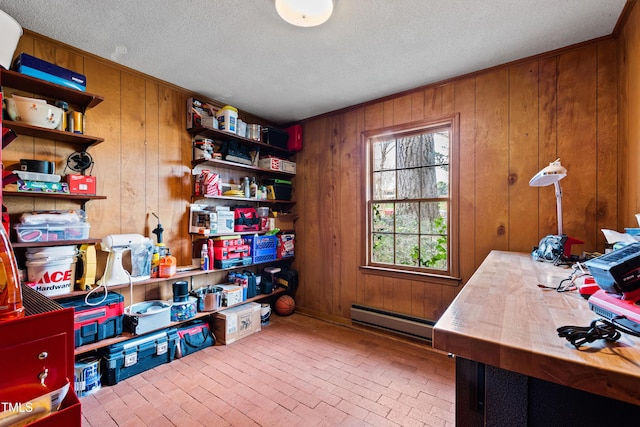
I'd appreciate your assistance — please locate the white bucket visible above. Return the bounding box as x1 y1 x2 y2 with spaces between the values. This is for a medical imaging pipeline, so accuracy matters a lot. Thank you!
0 9 23 70
216 105 238 134
26 246 77 297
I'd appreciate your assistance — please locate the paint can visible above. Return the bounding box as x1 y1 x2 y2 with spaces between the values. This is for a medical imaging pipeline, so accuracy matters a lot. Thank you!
68 110 84 134
74 356 101 397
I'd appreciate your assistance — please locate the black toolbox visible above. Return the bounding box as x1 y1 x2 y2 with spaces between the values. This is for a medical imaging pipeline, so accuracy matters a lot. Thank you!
98 328 179 385
57 291 124 348
175 320 215 358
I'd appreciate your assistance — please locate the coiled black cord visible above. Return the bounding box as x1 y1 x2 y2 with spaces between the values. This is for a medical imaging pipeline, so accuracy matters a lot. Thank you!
557 318 622 349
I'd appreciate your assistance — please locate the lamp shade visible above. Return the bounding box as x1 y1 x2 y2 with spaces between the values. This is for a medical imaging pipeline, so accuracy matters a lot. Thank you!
529 159 566 187
275 0 334 27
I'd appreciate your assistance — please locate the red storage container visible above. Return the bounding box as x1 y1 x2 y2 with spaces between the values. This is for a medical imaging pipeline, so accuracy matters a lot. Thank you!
285 124 302 152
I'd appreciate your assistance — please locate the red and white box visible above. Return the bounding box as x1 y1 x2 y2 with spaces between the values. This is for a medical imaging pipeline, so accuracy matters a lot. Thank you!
65 174 96 195
258 156 281 172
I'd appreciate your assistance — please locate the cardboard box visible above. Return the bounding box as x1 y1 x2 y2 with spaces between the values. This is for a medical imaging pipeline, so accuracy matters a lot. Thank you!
258 157 281 172
65 174 96 195
280 160 296 174
217 210 235 233
212 302 261 344
216 284 244 306
189 204 217 235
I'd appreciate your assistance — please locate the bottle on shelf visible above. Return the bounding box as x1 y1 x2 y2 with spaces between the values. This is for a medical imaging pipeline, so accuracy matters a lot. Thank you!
0 226 24 321
200 245 209 270
243 177 250 198
250 178 258 199
207 239 214 271
158 248 177 278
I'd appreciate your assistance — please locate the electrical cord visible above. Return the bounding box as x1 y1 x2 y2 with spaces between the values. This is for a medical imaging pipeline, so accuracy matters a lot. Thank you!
557 318 622 349
538 262 589 292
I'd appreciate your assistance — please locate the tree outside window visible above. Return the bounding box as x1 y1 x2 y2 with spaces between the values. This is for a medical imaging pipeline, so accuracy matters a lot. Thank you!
366 118 458 276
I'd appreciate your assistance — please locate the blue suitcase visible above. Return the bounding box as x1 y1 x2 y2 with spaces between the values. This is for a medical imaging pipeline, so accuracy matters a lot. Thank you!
99 328 178 385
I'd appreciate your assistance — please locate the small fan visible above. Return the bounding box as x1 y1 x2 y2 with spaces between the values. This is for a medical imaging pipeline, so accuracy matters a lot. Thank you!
65 151 94 175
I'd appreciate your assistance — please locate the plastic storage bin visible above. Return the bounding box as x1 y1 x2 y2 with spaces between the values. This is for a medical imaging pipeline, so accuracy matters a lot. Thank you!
245 234 277 263
262 127 289 149
15 223 90 243
264 179 292 201
57 291 124 348
99 328 179 385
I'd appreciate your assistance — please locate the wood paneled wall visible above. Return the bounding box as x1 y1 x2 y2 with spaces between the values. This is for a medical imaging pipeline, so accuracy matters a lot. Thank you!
295 38 619 323
618 0 640 229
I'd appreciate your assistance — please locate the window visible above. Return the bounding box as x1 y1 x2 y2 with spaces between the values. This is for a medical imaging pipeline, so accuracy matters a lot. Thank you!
365 117 458 277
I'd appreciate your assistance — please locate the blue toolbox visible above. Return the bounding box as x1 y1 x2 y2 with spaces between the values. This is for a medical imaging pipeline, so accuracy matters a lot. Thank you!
175 321 215 358
98 328 179 385
57 291 124 348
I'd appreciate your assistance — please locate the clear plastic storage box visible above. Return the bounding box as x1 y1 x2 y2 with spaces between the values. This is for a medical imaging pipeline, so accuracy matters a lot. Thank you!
14 223 90 242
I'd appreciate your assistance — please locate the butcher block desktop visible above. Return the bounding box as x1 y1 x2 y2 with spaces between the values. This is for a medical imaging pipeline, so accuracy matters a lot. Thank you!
433 251 640 426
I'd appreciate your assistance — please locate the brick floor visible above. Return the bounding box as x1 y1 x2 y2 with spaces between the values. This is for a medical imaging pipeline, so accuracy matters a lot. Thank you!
81 313 455 426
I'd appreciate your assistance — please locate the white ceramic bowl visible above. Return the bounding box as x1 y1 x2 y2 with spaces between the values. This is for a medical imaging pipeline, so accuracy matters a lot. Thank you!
6 97 63 129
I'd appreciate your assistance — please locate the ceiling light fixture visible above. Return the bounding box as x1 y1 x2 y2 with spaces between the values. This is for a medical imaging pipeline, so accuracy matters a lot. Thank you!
275 0 334 27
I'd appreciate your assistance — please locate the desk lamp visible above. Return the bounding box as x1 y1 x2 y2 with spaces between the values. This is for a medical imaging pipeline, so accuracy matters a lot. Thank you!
529 158 582 256
529 158 567 235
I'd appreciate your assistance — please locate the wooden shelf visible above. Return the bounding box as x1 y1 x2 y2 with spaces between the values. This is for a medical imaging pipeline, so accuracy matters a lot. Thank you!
197 194 295 204
1 121 104 148
1 69 104 110
3 190 106 202
73 288 286 355
187 125 293 157
49 257 295 298
192 157 296 177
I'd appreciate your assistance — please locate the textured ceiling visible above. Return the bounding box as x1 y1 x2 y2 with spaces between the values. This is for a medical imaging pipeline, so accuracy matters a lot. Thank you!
0 0 628 124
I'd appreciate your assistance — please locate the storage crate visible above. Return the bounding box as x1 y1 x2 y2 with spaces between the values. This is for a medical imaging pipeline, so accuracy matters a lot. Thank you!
15 222 90 243
99 328 179 385
245 234 277 263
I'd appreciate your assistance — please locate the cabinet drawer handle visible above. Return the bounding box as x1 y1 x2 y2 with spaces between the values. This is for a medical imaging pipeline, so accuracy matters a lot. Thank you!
38 369 49 386
38 351 49 360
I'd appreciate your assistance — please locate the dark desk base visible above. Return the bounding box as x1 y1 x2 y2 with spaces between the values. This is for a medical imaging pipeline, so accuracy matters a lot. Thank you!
456 357 640 426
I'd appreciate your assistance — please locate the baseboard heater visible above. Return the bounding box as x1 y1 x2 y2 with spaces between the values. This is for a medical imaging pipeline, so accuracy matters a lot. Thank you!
350 304 434 342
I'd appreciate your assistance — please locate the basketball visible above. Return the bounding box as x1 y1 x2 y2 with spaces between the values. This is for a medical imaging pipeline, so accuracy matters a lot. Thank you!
275 295 295 316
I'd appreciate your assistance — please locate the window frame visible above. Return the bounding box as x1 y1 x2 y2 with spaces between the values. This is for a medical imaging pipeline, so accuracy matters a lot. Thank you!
362 115 460 280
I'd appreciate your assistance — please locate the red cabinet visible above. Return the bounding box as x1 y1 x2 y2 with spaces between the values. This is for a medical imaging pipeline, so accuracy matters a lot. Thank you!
0 288 80 426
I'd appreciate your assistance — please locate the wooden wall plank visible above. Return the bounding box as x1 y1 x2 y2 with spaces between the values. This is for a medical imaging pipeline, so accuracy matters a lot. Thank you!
82 58 121 239
536 57 559 240
120 72 147 233
411 90 425 121
144 81 160 240
393 94 412 125
508 61 540 253
336 109 361 318
474 69 510 264
557 46 598 251
596 38 619 251
454 78 477 280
